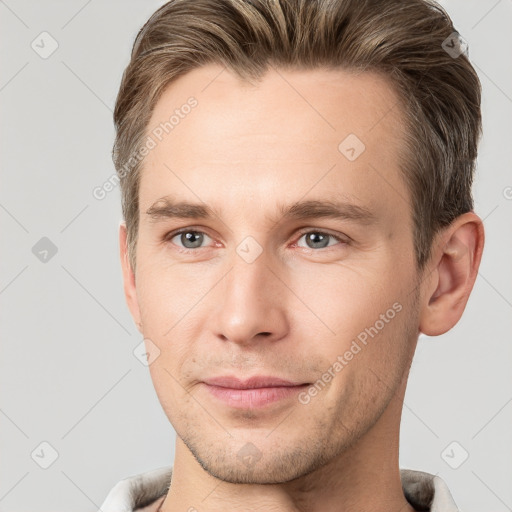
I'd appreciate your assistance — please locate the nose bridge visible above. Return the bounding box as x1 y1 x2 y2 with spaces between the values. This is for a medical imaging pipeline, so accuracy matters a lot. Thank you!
233 243 268 293
225 240 274 312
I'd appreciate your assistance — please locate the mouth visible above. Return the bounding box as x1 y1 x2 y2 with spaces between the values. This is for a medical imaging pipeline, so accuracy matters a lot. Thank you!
203 375 308 389
201 375 311 409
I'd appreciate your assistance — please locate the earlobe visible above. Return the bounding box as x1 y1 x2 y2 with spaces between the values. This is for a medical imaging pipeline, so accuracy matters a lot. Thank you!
419 212 484 336
119 221 143 334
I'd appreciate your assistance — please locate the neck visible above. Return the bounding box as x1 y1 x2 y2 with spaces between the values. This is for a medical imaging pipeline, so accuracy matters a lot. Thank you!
160 373 416 512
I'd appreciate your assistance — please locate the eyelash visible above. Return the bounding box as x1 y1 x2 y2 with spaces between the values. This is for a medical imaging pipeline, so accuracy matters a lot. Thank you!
163 227 349 253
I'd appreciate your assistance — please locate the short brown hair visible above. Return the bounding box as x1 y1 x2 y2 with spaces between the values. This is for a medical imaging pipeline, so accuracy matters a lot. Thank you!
113 0 481 273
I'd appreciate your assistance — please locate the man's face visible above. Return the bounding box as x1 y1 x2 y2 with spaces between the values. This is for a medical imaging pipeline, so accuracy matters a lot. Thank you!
126 64 423 483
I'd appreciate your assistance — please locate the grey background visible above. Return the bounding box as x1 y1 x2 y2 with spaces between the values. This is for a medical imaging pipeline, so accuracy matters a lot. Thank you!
0 1 511 510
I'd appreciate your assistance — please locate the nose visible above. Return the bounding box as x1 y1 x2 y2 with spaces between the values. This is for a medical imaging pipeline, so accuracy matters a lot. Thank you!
212 244 289 347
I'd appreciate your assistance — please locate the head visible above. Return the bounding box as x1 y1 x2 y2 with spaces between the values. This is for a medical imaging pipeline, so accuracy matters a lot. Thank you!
116 0 484 484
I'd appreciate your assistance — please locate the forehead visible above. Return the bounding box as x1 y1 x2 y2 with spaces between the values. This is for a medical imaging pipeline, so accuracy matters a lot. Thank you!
139 63 411 225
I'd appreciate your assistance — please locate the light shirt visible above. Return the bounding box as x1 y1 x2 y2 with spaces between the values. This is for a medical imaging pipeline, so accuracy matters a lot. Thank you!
99 466 459 512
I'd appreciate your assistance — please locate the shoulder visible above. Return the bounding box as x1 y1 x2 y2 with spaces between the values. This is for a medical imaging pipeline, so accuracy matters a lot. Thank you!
400 468 459 512
99 466 172 512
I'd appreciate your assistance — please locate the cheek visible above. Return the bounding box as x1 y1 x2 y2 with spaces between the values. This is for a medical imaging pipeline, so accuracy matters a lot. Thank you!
309 296 416 426
146 365 186 428
135 256 193 333
290 258 417 397
291 260 405 341
135 269 190 394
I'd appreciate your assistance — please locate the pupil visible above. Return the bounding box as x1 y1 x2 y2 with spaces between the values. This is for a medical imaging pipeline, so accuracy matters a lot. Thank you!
308 232 328 248
183 231 202 248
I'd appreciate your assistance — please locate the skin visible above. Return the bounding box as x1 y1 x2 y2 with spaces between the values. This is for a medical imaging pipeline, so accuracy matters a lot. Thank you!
119 63 484 512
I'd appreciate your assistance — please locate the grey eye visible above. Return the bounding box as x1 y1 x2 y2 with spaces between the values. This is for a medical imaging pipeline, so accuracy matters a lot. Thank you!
298 232 337 249
172 231 212 249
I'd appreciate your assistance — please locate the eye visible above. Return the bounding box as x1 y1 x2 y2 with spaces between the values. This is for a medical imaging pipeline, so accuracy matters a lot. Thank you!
163 228 348 252
166 229 213 250
295 230 347 250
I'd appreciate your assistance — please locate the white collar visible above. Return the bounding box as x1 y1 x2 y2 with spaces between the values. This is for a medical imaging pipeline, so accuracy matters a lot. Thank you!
99 466 458 512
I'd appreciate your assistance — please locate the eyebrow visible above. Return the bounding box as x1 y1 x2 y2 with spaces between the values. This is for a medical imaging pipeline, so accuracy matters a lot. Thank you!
145 196 376 226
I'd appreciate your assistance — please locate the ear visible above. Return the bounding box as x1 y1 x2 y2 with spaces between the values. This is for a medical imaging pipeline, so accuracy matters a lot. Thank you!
419 212 485 336
119 221 143 334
